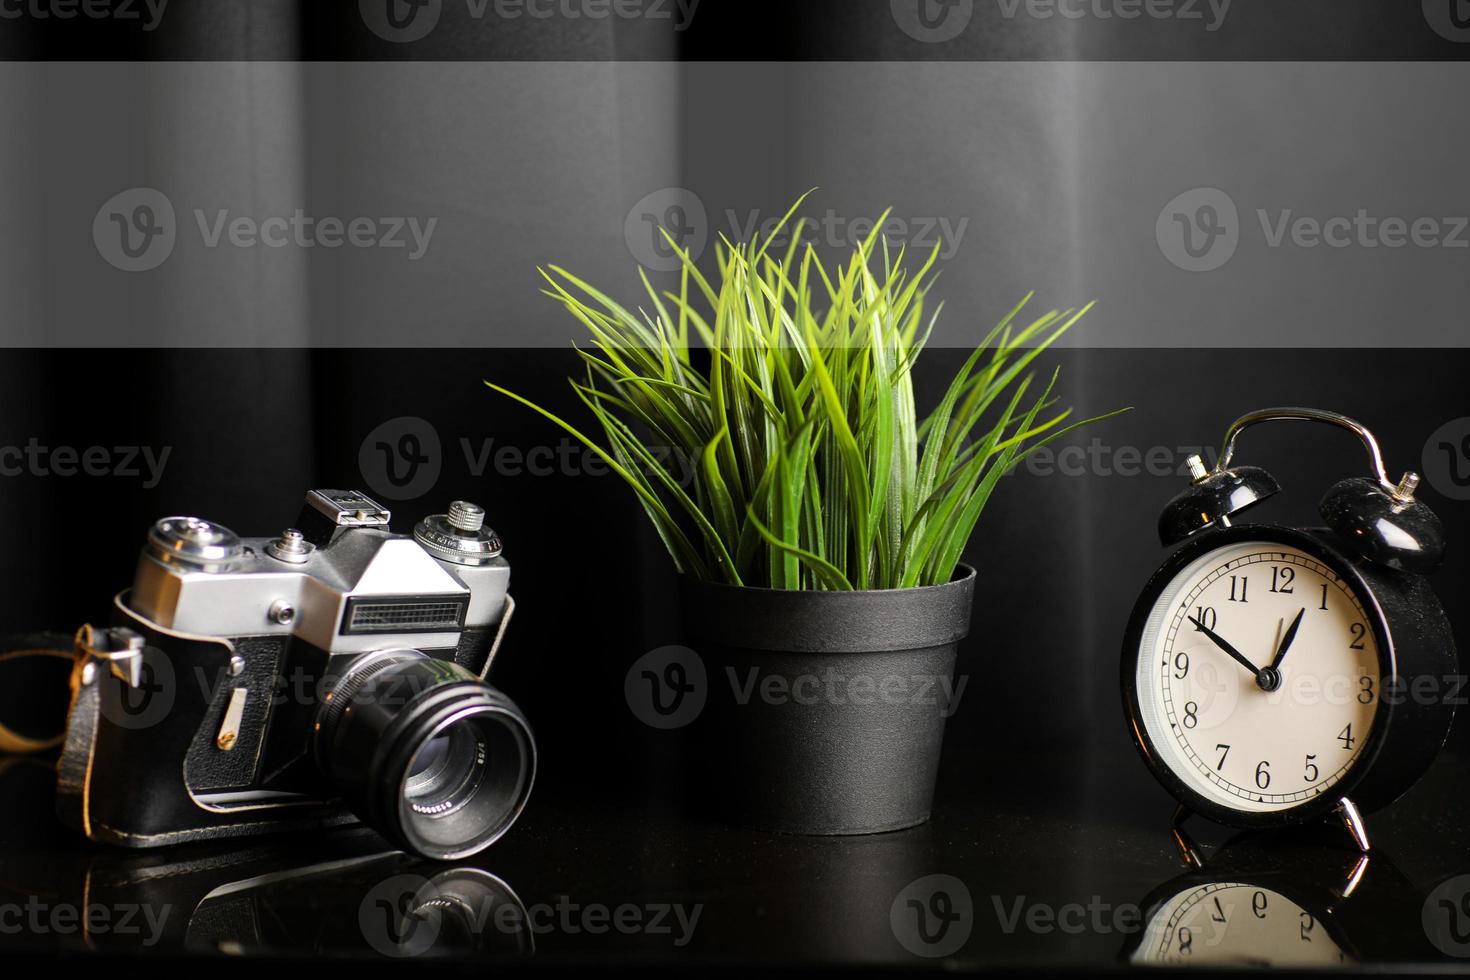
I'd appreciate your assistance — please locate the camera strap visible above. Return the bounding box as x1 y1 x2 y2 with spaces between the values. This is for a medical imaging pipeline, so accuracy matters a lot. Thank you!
480 594 516 679
0 632 76 754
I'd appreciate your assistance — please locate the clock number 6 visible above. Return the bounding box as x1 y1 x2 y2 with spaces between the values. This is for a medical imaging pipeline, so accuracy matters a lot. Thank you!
1255 760 1271 789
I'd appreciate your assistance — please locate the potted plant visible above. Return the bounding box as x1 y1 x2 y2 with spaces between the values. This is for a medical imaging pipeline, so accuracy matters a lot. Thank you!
489 198 1123 834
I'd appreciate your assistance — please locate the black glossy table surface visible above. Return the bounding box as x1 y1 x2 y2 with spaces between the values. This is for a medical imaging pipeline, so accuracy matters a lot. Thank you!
2 737 1469 975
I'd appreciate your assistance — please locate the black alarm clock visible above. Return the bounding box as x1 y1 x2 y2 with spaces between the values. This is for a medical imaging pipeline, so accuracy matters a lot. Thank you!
1122 408 1457 851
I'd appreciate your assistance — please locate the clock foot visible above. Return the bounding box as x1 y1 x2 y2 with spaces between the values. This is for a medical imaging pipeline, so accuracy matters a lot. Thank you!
1335 796 1371 853
1170 805 1205 869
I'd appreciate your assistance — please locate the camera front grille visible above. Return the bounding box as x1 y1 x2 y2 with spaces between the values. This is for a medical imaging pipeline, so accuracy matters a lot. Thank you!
342 596 468 635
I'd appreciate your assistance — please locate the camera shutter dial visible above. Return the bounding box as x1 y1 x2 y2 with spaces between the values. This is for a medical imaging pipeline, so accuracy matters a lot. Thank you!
415 501 503 566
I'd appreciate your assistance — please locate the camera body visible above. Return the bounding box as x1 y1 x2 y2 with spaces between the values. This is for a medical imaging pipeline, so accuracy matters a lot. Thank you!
58 490 535 859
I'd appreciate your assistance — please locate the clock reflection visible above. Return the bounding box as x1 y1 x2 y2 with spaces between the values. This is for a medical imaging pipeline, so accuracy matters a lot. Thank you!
1123 828 1428 967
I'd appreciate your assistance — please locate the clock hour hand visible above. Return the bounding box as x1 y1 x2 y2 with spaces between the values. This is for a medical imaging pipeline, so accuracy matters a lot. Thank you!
1270 608 1307 671
1187 614 1264 678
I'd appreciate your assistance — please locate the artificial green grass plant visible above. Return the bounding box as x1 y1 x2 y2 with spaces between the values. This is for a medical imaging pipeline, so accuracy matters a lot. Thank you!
488 198 1124 591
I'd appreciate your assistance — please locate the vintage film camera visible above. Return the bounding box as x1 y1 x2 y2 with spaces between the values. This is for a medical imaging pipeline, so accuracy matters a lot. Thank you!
57 489 535 860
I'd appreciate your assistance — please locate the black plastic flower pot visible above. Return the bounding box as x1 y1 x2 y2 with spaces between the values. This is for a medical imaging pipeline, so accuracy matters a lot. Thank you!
679 565 975 835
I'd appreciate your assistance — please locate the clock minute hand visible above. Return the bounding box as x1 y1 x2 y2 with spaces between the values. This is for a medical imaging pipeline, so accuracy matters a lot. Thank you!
1271 608 1307 670
1187 615 1263 678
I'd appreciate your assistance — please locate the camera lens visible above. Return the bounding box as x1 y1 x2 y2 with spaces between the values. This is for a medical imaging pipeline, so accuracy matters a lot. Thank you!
404 719 486 815
314 651 535 860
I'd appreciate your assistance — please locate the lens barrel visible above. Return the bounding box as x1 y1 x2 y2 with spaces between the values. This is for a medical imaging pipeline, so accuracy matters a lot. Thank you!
314 651 535 860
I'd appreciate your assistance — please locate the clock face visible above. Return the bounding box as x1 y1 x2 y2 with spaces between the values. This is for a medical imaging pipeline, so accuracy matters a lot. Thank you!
1132 540 1382 815
1131 882 1352 966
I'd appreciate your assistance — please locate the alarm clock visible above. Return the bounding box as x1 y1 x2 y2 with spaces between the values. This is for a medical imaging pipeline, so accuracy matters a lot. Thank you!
1122 408 1457 851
